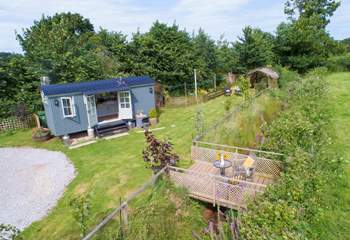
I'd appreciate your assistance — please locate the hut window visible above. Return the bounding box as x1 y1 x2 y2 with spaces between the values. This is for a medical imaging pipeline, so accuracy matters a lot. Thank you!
61 97 76 118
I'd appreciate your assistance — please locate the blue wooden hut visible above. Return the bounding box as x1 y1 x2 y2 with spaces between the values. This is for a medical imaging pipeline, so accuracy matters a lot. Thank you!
40 76 156 137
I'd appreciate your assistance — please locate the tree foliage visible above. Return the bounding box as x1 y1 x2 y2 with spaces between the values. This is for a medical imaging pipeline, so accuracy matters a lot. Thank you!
285 0 341 27
235 26 275 72
127 21 194 86
17 12 107 83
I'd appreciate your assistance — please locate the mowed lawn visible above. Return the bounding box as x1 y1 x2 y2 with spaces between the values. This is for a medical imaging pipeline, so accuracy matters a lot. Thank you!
0 94 237 239
313 72 350 239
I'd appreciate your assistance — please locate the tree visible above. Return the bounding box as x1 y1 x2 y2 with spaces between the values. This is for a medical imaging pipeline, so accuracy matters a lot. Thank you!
17 12 107 83
0 55 40 118
274 16 338 73
285 0 341 27
234 26 275 72
127 21 194 86
215 37 239 74
192 29 218 83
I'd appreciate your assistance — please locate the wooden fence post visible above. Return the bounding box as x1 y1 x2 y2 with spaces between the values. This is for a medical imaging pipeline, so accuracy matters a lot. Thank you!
122 204 128 227
212 177 216 206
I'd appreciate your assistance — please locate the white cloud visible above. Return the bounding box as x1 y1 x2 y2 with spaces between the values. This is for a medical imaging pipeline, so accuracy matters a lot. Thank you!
0 0 348 53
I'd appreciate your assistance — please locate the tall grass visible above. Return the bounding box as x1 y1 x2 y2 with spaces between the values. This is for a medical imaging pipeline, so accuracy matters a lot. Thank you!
203 91 282 148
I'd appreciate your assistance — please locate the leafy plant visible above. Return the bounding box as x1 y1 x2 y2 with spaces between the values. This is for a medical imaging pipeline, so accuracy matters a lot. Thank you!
0 224 21 240
237 76 251 101
143 131 179 173
69 193 92 237
32 128 51 138
224 97 232 112
148 108 158 119
194 107 204 138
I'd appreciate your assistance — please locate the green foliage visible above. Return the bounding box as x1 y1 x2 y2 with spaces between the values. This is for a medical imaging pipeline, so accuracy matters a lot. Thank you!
17 12 114 83
205 92 282 148
235 26 275 72
0 224 21 240
326 53 350 72
69 192 92 237
124 179 205 240
148 108 158 119
0 55 41 118
239 73 344 239
237 76 251 100
127 21 194 86
194 107 204 138
274 65 300 88
224 97 233 112
192 29 218 84
274 16 338 73
32 128 51 138
284 0 341 27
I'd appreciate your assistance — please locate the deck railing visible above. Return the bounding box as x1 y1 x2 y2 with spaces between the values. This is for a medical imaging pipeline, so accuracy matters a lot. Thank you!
191 143 283 179
168 166 267 209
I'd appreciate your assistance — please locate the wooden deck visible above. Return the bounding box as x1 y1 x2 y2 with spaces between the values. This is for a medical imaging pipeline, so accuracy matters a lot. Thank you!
168 142 283 210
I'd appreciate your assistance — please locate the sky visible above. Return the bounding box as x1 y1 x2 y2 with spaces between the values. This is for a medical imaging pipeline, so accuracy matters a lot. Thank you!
0 0 349 53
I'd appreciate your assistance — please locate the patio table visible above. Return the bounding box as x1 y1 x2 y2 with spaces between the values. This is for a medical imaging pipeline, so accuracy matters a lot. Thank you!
213 160 232 176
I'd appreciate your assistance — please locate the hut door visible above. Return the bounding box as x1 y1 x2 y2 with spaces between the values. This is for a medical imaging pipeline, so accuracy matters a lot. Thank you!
118 91 133 119
86 95 98 127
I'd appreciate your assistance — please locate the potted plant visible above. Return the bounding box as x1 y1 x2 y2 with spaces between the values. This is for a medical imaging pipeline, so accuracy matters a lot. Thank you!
149 108 158 125
32 128 52 142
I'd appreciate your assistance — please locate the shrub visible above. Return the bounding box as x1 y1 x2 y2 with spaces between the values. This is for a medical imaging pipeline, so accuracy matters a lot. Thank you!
143 131 179 173
326 53 350 72
0 224 21 240
224 97 232 112
274 65 300 89
239 74 344 239
306 66 329 78
149 108 158 119
69 193 92 237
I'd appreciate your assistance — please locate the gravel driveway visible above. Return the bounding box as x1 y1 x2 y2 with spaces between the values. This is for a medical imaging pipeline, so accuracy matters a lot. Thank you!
0 147 75 230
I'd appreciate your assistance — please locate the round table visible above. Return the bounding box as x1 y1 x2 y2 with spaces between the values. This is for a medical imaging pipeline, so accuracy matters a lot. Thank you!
213 160 232 176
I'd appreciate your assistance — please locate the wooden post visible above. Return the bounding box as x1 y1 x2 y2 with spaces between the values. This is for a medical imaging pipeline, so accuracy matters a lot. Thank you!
212 177 216 206
184 82 187 106
194 69 198 103
122 204 128 227
33 114 41 128
119 198 124 239
214 74 217 91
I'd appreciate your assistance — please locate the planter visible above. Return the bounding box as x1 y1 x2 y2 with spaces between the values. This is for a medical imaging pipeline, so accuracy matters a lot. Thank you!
32 128 52 142
32 134 52 142
149 117 158 125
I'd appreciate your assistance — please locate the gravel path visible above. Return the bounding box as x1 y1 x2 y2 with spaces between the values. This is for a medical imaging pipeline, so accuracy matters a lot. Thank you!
0 147 75 230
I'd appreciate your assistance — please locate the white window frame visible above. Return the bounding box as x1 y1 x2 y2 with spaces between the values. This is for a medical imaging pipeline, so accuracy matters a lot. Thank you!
119 91 131 109
61 96 76 118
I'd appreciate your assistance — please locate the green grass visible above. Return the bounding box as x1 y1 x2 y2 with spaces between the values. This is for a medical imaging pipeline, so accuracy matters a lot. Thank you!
0 95 237 240
311 72 350 239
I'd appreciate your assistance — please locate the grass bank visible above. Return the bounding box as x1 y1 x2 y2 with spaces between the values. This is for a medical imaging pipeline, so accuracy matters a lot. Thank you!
311 72 350 239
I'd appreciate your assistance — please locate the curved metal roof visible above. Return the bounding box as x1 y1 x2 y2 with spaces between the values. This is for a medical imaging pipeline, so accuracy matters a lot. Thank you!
41 76 155 96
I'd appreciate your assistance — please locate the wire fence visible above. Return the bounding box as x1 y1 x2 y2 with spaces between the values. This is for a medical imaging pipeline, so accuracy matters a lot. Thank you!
193 89 269 143
82 168 167 240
